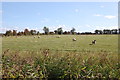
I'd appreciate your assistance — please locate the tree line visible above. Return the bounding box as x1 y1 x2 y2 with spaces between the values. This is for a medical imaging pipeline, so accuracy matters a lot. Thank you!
3 26 120 36
95 29 120 34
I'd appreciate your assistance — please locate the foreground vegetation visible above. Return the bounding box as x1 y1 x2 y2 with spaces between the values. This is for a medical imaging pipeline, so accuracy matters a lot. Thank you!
2 35 119 79
2 49 119 79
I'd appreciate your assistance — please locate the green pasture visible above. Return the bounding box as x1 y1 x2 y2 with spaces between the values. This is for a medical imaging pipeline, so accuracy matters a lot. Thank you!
2 35 118 53
2 35 119 79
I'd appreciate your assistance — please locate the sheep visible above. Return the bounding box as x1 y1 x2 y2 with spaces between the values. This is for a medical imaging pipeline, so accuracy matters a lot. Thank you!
72 38 76 41
56 36 60 38
34 36 36 38
89 40 96 45
38 36 40 38
92 40 96 44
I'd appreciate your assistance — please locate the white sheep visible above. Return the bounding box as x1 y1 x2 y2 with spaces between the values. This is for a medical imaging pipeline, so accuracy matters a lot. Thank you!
56 36 60 38
72 38 76 41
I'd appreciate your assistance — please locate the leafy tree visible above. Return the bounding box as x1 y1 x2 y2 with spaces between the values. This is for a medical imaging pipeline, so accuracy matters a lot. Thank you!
49 32 54 35
43 26 49 35
57 27 63 35
103 29 111 34
70 28 76 34
37 31 40 35
21 32 24 35
111 29 118 34
13 30 17 36
119 28 120 34
95 30 99 34
30 30 37 35
24 29 30 35
17 32 22 36
5 30 13 36
95 30 102 34
63 31 68 34
54 30 58 34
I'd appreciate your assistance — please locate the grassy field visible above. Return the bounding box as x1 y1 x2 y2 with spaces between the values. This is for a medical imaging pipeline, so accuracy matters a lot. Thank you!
2 35 118 53
1 35 119 79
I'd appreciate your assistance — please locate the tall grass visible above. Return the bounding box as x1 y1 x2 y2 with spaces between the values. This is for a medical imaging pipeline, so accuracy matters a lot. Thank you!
2 49 119 79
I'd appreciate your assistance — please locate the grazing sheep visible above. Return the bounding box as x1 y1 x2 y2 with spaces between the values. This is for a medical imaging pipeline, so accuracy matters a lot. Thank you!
38 36 40 38
92 40 96 44
56 36 60 38
73 38 76 41
34 36 36 38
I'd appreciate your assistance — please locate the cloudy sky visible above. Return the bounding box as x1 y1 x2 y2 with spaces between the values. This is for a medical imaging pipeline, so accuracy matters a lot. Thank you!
1 2 118 33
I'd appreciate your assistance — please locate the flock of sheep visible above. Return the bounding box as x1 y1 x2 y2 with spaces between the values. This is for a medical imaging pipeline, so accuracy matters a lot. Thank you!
34 36 41 38
72 38 96 45
33 36 96 45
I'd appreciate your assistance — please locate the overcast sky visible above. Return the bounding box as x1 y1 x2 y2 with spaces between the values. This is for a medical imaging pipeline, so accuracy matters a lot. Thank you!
0 2 118 33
